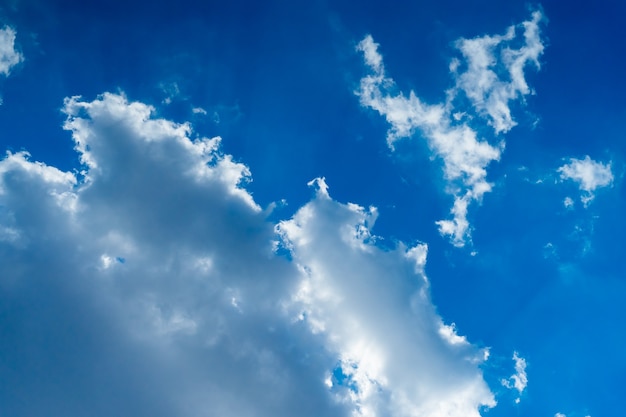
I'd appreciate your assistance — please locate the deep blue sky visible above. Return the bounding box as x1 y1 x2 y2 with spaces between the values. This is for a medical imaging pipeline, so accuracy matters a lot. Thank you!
1 1 624 417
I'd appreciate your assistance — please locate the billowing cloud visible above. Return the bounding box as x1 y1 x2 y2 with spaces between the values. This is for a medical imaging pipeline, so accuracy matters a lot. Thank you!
558 156 613 206
277 178 495 417
0 25 22 77
1 92 497 417
501 351 528 403
356 11 545 246
1 93 342 417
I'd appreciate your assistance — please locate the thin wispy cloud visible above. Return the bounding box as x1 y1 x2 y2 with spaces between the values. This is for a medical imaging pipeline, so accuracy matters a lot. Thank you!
356 11 545 246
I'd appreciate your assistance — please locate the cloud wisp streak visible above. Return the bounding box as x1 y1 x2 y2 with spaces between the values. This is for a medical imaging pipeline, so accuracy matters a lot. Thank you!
356 11 545 246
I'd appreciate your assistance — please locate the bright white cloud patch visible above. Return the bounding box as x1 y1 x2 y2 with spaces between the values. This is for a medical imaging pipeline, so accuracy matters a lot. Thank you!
277 178 495 417
0 92 499 417
501 351 528 403
558 156 613 206
356 11 545 246
0 26 22 77
452 11 544 133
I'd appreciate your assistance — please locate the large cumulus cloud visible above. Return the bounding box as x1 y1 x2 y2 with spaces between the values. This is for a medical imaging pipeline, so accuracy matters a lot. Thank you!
1 92 495 417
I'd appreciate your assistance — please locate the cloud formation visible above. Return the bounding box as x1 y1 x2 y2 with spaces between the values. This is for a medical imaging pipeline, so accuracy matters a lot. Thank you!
452 11 544 133
1 92 342 417
356 11 545 246
277 178 495 416
558 156 613 206
1 92 497 417
0 26 22 77
501 351 528 403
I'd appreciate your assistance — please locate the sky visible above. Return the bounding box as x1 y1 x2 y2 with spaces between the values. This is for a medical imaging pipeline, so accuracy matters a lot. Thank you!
0 1 624 416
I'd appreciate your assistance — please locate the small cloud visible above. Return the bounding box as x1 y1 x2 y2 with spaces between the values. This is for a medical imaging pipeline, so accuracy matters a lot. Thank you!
435 195 472 248
452 11 545 133
0 26 23 77
192 106 207 115
563 196 574 209
501 351 528 403
543 242 557 259
558 156 613 206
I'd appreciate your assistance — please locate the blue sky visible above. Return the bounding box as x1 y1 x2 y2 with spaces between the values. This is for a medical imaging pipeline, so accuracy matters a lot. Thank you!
0 1 624 416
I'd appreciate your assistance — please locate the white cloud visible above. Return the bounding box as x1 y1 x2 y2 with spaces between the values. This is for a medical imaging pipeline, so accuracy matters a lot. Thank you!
356 11 545 246
558 156 613 206
0 93 343 417
192 106 208 115
0 26 22 77
1 92 498 417
277 178 495 417
501 351 528 403
555 413 567 417
453 11 544 133
563 196 574 209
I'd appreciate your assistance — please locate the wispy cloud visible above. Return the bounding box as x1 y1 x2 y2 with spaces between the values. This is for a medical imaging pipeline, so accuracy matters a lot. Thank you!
501 351 528 403
452 11 544 133
1 93 342 417
356 10 545 246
